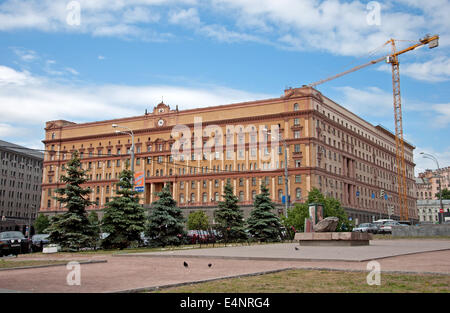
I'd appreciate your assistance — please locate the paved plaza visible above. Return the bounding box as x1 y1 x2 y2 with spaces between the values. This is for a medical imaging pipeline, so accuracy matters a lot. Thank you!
122 239 450 262
0 240 449 293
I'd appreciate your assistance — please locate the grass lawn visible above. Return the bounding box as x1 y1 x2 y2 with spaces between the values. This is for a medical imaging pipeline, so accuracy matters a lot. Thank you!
0 259 70 269
155 269 450 293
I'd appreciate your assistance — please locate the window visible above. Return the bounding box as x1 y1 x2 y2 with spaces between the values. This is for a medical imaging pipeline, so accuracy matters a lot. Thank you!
278 176 283 185
214 180 219 187
239 178 244 186
180 194 184 204
294 144 301 153
294 103 299 111
239 191 244 202
202 192 207 203
296 188 302 200
295 160 301 168
295 175 301 183
294 118 300 125
278 189 283 200
252 190 257 200
214 192 219 202
180 181 184 190
190 193 195 202
294 131 301 139
252 177 256 186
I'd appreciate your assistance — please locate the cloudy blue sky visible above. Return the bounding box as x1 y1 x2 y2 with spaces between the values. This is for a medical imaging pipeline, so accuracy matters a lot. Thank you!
0 0 449 174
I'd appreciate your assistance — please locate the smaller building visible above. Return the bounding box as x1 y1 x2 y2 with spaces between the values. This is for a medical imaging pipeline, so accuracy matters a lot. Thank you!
416 167 450 200
0 140 44 233
417 199 450 223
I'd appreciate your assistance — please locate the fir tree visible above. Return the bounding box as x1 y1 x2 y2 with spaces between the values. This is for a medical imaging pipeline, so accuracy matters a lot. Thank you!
146 184 186 247
101 166 146 249
46 151 97 251
214 183 247 242
246 183 282 242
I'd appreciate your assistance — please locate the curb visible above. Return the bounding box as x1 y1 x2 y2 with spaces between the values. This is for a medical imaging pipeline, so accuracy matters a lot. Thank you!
110 267 297 293
0 259 108 271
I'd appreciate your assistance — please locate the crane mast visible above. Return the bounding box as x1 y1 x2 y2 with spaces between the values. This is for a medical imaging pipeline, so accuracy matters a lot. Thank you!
308 34 439 221
388 39 409 221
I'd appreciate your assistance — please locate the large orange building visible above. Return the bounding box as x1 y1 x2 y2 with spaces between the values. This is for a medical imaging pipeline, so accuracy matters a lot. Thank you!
40 86 418 224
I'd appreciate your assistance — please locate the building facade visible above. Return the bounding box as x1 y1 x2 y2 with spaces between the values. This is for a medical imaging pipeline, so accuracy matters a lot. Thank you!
40 87 418 224
0 140 44 232
417 199 450 223
416 167 450 200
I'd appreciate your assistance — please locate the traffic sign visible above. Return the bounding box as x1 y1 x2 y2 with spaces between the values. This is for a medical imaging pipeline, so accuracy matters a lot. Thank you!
356 191 360 197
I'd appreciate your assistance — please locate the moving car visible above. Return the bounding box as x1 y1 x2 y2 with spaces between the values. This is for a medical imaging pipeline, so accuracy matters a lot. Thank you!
0 231 30 256
31 234 50 252
352 223 379 234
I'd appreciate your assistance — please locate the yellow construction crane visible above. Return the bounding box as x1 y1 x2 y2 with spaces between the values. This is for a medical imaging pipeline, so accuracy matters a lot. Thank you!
308 34 439 221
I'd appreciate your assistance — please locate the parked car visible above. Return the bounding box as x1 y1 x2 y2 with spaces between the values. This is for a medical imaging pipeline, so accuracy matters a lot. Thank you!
352 223 379 234
187 230 217 244
378 221 408 234
0 231 30 256
31 234 50 252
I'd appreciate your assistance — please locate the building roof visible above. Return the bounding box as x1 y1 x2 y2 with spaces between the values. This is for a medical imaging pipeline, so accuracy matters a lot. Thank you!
0 140 44 160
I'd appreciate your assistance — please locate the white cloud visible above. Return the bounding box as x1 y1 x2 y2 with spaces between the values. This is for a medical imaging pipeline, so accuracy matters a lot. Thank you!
0 123 30 137
333 86 393 117
377 56 450 83
432 103 450 128
168 7 200 26
1 0 446 57
0 64 273 147
0 65 34 85
414 147 450 176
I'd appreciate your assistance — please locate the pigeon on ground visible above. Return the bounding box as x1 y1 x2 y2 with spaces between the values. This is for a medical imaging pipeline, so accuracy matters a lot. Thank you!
295 247 299 250
183 261 189 268
208 263 212 268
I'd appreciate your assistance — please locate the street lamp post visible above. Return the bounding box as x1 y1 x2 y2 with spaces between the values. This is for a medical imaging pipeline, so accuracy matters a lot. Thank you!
420 152 444 224
112 124 135 182
269 131 289 218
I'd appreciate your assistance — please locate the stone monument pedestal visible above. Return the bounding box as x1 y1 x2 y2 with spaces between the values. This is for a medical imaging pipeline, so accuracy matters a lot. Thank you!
294 232 372 246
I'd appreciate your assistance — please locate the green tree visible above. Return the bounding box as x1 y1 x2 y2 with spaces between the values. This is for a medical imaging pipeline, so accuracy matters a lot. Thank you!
146 184 186 247
46 151 97 251
283 188 353 232
214 183 247 242
88 211 101 248
34 213 50 234
187 210 210 230
246 183 282 242
436 188 450 200
101 167 146 249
